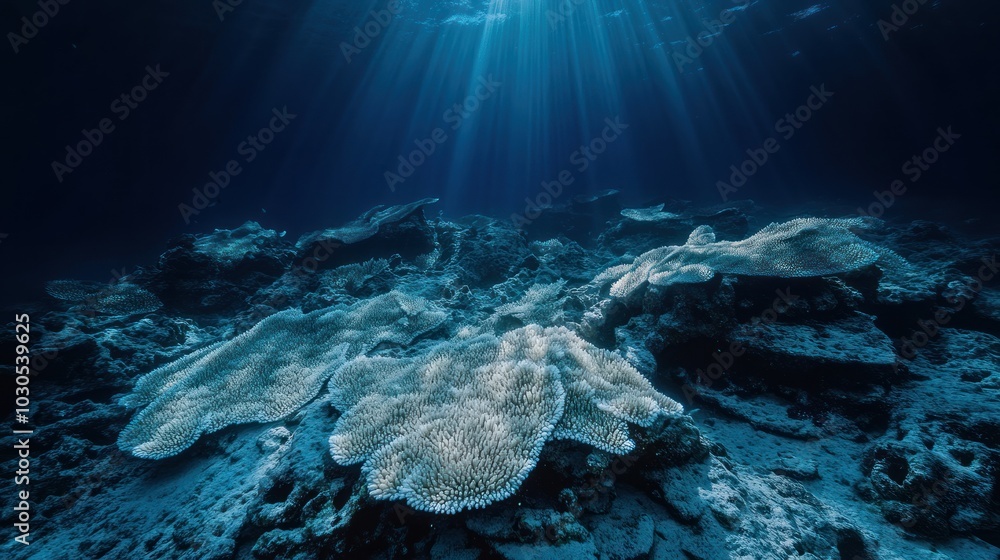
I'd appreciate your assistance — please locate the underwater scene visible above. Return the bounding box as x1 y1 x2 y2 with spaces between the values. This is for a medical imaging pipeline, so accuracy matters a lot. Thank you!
2 0 999 558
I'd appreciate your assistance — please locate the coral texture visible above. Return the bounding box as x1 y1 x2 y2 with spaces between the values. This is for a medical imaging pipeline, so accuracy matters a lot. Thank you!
620 204 681 222
117 292 446 459
596 217 899 298
327 325 683 513
46 280 163 316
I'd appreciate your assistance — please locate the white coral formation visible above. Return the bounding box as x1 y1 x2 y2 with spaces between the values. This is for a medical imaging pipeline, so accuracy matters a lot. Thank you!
117 292 446 459
481 281 568 332
46 280 162 316
327 325 683 514
326 258 390 293
596 217 900 298
620 204 681 222
45 279 93 302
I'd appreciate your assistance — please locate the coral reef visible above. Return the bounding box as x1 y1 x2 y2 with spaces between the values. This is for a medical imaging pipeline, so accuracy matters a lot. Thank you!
596 217 904 298
46 280 162 316
327 325 682 513
118 292 446 458
4 200 999 560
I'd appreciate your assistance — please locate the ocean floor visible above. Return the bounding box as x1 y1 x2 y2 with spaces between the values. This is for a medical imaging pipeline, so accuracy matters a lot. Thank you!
2 193 999 559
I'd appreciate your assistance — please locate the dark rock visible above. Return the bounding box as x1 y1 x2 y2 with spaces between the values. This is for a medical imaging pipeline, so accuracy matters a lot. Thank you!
728 312 898 387
147 221 295 316
643 454 874 559
857 328 1000 539
520 189 622 244
771 452 821 481
5 207 999 560
587 507 655 560
437 217 530 286
600 202 751 256
294 198 438 269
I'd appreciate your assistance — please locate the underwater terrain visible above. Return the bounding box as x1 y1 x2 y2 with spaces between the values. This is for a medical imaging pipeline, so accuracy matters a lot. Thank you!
2 196 999 559
2 0 1000 559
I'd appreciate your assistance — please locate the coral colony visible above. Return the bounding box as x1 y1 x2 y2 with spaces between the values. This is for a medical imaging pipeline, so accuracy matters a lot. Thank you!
9 198 999 559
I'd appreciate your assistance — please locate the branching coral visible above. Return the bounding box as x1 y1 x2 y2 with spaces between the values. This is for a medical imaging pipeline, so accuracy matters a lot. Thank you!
596 217 905 298
327 325 683 514
117 292 447 459
322 258 390 296
482 281 568 331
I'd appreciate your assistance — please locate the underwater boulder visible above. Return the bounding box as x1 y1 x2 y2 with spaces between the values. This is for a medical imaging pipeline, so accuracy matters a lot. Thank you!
860 438 999 538
518 189 622 244
642 453 876 559
436 215 530 287
148 221 295 316
728 312 899 387
294 197 439 268
857 328 1000 538
527 237 598 283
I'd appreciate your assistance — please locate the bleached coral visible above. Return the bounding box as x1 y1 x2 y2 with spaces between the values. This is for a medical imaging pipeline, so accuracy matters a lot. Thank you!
483 280 568 331
330 353 565 514
327 325 682 514
322 258 390 295
45 280 93 302
117 287 680 513
596 217 900 298
46 280 162 316
620 204 681 222
117 292 446 459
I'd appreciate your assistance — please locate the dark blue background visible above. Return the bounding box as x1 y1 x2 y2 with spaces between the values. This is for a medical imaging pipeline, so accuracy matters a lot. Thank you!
2 0 998 303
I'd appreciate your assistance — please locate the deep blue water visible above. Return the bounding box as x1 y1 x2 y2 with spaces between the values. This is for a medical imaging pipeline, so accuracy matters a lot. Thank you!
2 0 998 301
